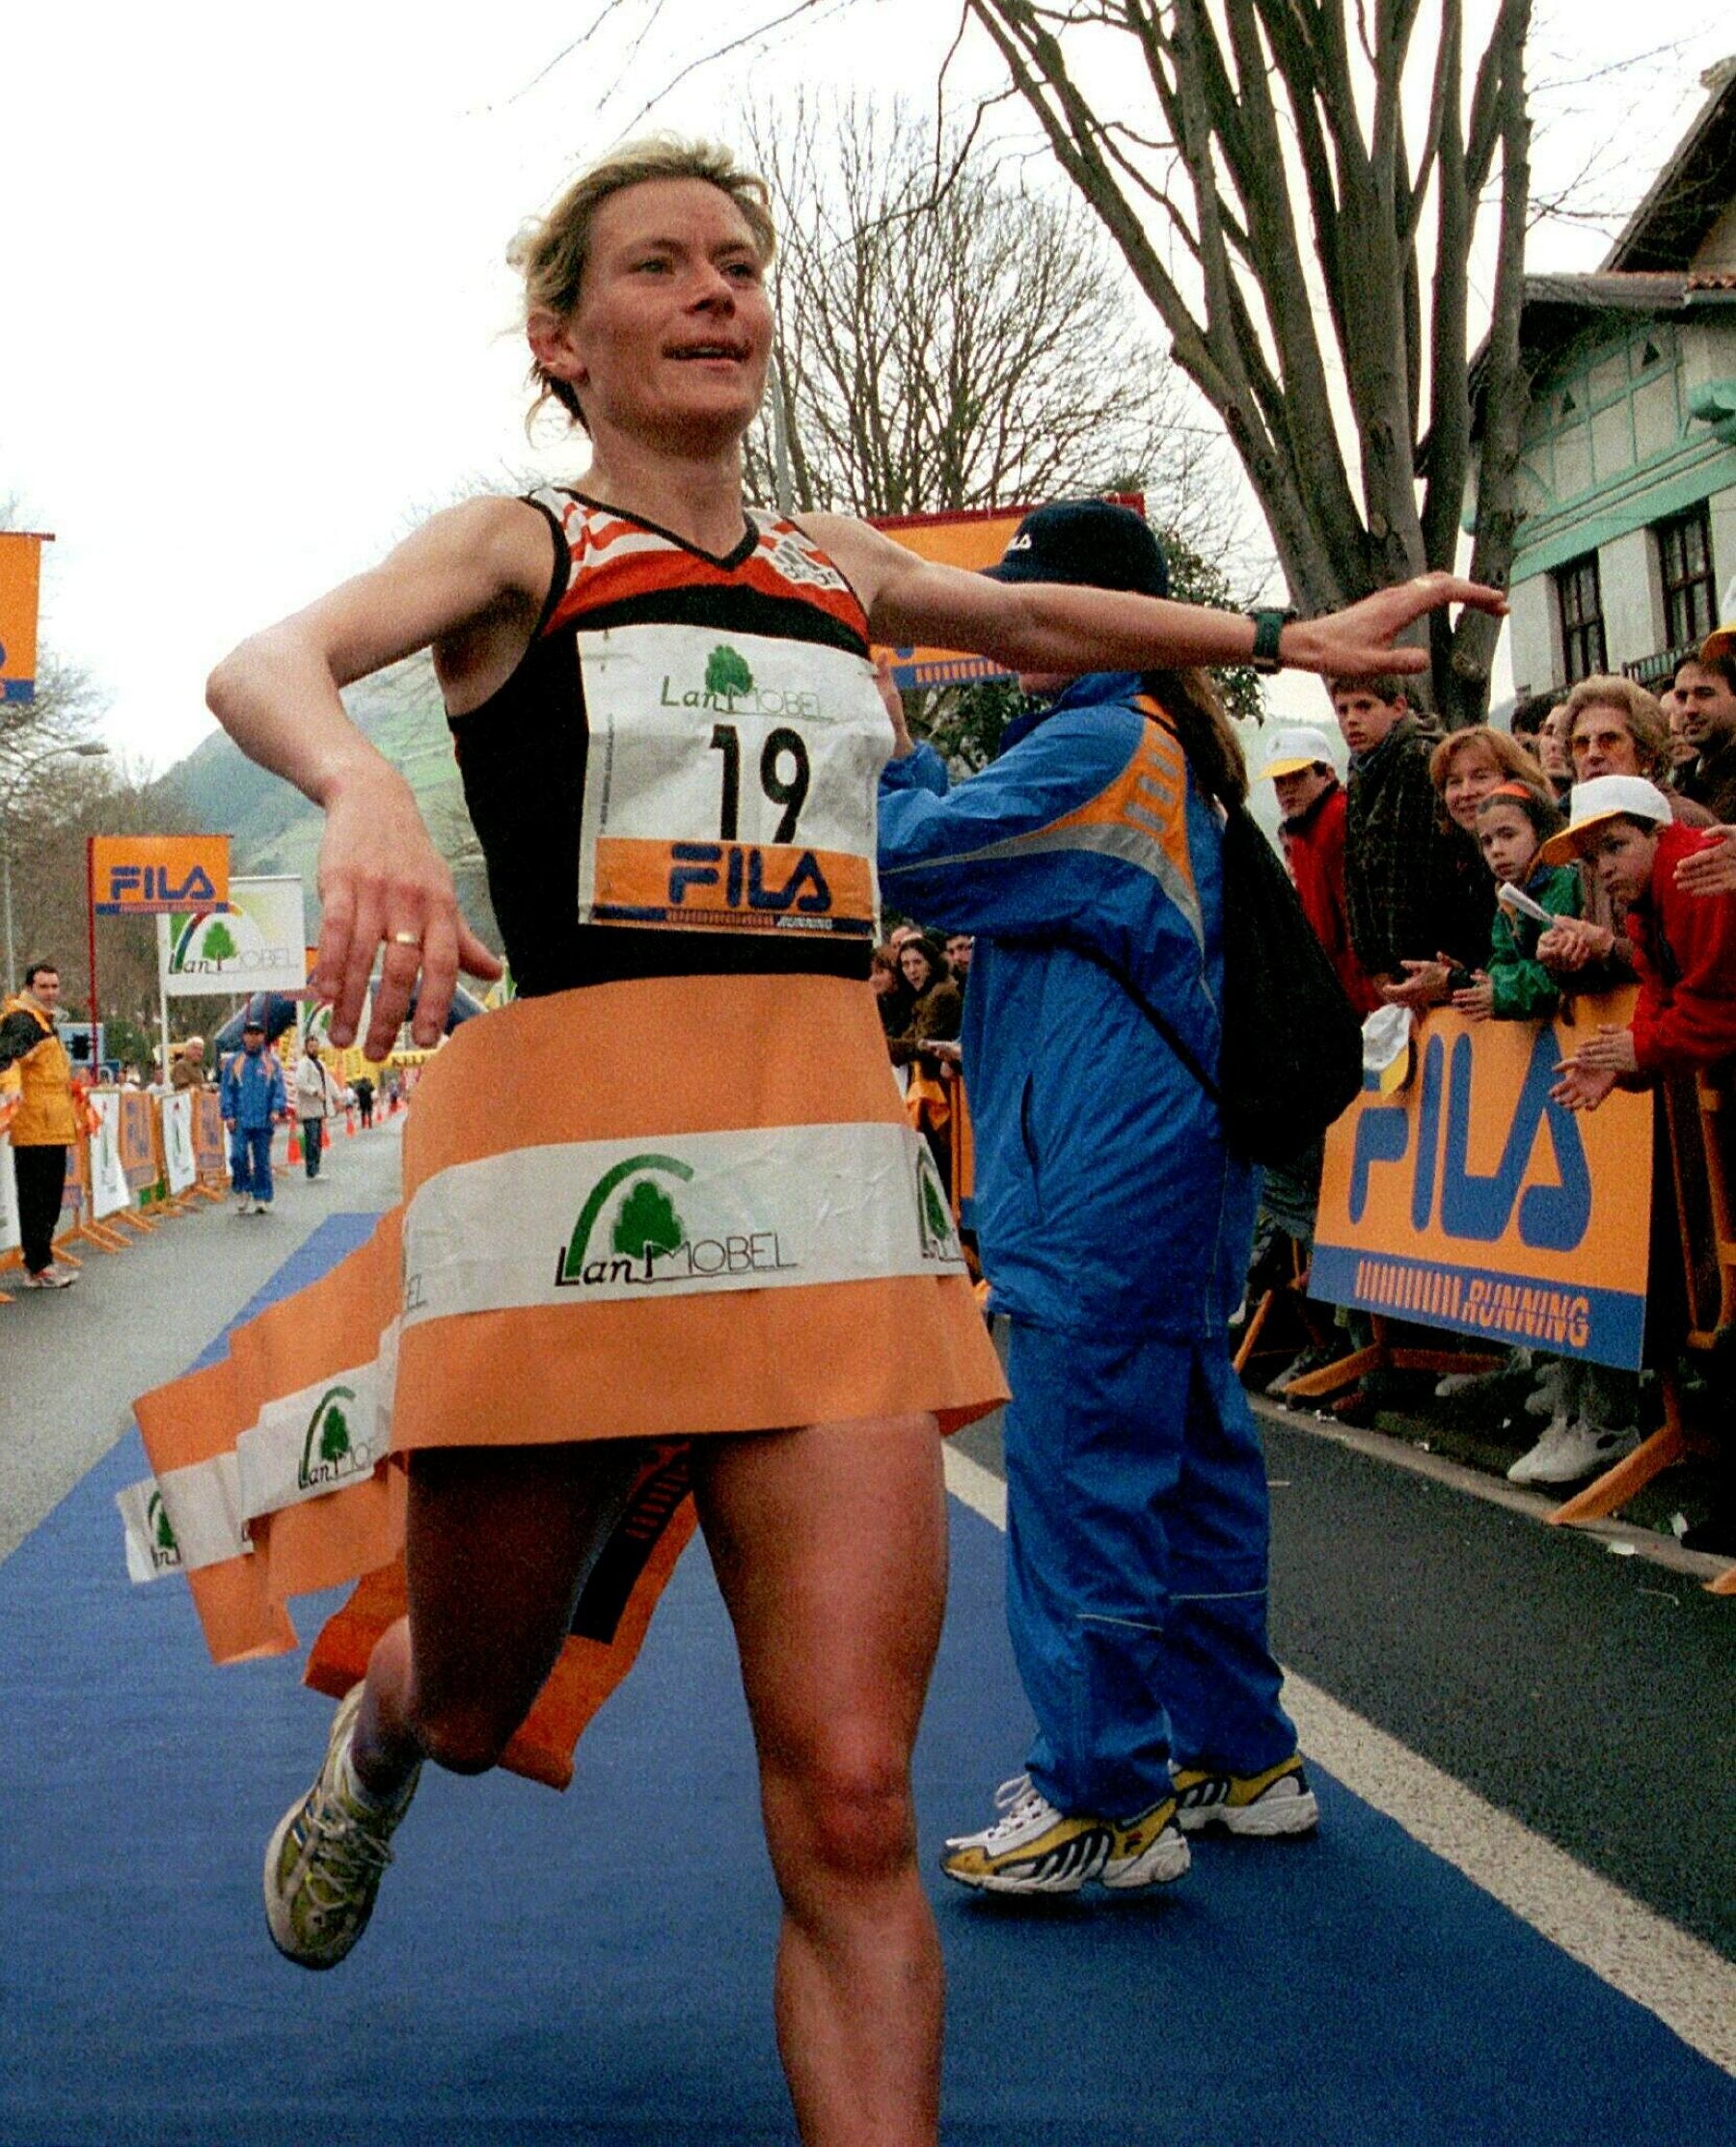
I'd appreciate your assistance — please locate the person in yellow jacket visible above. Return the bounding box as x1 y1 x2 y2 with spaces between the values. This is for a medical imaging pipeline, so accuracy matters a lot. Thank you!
0 962 82 1289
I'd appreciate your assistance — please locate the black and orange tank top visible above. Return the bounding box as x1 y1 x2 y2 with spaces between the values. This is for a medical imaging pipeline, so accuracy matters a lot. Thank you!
448 489 889 998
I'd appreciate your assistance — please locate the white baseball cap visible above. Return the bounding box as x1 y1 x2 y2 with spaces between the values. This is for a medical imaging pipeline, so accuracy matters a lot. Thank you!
1539 774 1672 865
1259 726 1337 781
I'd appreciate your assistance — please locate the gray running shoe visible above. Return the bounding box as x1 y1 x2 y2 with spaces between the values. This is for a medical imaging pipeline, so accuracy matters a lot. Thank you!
263 1686 420 1970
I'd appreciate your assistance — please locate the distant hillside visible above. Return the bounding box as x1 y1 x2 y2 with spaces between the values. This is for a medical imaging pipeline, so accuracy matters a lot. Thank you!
157 654 497 943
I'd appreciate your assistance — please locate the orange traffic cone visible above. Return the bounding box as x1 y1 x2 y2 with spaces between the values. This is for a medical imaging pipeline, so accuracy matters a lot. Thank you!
286 1123 302 1164
345 1106 357 1138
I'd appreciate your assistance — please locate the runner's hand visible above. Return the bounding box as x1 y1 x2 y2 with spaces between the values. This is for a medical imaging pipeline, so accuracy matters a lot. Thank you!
313 769 502 1058
1285 572 1505 679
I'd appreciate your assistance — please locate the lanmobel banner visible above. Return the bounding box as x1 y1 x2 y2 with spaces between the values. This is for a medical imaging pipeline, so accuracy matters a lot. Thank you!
871 496 1144 693
92 835 231 916
0 532 47 705
1309 997 1652 1371
159 875 308 996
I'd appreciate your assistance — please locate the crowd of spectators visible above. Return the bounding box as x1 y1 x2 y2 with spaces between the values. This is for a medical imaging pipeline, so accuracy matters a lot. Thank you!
886 625 1736 1552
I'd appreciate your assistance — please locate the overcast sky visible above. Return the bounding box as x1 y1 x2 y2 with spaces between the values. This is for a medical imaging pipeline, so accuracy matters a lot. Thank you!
5 3 1731 772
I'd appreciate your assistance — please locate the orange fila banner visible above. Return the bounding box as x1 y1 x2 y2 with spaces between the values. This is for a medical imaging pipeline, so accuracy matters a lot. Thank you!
117 1090 159 1192
872 496 1144 692
192 1092 226 1179
92 834 230 916
0 532 49 706
1309 996 1652 1370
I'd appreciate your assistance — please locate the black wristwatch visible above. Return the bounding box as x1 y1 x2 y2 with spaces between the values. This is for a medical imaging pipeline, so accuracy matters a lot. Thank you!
1246 608 1291 674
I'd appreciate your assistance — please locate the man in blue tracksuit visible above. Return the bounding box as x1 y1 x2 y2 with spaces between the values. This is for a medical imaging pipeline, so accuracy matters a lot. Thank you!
878 502 1316 1894
220 1018 286 1215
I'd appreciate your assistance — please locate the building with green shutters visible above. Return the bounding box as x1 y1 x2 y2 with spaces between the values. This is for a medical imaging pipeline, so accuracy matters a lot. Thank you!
1495 59 1736 711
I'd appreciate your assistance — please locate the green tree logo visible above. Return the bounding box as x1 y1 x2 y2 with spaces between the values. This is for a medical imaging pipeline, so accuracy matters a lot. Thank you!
613 1180 685 1261
202 920 238 964
149 1491 176 1553
318 1401 352 1465
299 1385 361 1487
705 645 754 699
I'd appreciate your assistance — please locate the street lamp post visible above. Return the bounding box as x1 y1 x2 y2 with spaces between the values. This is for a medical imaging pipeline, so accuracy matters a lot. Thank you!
0 740 111 998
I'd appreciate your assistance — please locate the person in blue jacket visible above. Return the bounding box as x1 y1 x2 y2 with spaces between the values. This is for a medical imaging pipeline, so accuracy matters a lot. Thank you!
879 501 1318 1894
220 1017 287 1215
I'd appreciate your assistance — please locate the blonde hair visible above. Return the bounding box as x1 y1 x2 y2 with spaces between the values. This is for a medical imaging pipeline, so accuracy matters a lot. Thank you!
1560 674 1670 780
509 138 777 432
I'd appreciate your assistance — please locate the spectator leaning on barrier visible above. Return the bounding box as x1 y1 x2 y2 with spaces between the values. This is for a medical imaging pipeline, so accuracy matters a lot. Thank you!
1445 781 1641 1482
0 962 83 1289
879 499 1320 1896
1549 777 1736 1108
1376 724 1533 1012
1247 726 1376 1380
1451 784 1579 1022
1261 724 1380 1017
1333 679 1484 1001
294 1034 345 1182
1534 677 1714 993
944 932 974 991
221 1017 287 1216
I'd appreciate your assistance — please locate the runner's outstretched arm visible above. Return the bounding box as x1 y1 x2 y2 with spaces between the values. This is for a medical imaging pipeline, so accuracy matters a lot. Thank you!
806 516 1505 683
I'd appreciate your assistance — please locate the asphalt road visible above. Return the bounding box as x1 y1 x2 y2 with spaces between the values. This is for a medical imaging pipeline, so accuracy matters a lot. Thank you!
6 1131 1730 1973
955 1375 1735 1962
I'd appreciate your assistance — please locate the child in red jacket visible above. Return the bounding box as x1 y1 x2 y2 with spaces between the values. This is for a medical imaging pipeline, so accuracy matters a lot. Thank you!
1548 776 1736 1111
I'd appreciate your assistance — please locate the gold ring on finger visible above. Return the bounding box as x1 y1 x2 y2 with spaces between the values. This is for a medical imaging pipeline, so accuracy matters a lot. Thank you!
391 931 421 949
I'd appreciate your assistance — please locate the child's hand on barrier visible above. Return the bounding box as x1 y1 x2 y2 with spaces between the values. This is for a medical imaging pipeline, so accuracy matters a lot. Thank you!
1536 918 1610 972
1381 956 1454 1011
1573 1023 1639 1074
1451 973 1494 1021
1551 1054 1619 1112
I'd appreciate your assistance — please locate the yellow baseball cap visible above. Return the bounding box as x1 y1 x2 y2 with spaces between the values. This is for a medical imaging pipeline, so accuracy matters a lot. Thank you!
1538 775 1672 865
1259 725 1337 781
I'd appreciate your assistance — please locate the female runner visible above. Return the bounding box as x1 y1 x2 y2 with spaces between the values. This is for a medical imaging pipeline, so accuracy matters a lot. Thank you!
205 139 1502 2147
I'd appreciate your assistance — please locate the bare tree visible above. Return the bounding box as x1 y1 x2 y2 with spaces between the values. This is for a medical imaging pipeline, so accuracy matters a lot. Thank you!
741 95 1243 563
956 0 1533 722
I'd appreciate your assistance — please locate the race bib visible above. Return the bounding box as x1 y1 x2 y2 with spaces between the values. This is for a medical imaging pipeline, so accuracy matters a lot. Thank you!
576 623 888 937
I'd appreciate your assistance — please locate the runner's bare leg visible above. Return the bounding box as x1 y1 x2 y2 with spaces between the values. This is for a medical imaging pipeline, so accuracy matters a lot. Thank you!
694 1413 949 2147
347 1440 645 1790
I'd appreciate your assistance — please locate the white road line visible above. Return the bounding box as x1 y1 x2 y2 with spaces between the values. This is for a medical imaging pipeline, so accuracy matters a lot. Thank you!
942 1441 1736 2078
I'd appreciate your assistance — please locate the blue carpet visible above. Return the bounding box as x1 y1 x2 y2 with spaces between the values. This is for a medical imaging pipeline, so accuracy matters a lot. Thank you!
2 1219 1731 2143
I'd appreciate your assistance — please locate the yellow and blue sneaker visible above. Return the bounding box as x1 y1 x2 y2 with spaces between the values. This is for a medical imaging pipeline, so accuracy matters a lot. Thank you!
263 1684 420 1969
1171 1754 1319 1835
940 1776 1189 1894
